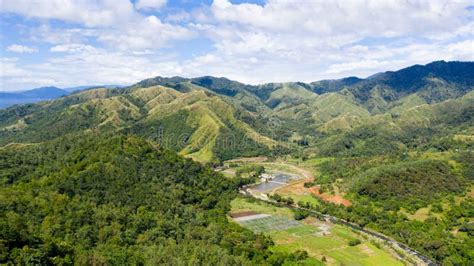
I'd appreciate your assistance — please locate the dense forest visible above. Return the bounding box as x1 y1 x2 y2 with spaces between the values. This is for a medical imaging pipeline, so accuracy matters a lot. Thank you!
0 133 308 264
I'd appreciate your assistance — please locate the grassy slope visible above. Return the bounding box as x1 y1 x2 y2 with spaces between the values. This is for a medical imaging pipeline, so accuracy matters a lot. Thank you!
0 85 278 163
266 83 317 110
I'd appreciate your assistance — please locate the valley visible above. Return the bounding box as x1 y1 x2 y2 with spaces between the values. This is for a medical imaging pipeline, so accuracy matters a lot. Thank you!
1 61 473 265
222 159 435 265
2 1 473 264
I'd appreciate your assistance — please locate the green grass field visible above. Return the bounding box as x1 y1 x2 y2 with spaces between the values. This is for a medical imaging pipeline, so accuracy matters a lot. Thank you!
286 194 321 207
231 197 403 266
285 225 321 237
268 224 403 266
231 197 295 218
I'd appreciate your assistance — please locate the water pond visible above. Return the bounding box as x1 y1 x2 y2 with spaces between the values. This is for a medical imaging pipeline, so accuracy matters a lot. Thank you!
249 173 299 193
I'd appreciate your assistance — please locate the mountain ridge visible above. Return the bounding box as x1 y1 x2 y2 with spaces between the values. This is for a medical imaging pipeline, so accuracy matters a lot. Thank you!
1 60 472 163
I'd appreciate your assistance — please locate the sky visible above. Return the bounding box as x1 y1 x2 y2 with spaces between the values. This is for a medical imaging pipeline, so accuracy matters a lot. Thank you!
0 0 473 91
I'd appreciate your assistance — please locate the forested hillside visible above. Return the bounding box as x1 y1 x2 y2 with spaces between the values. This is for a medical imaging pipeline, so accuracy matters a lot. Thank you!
0 133 309 264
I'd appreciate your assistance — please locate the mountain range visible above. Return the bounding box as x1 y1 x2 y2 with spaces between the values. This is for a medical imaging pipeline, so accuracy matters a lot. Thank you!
1 60 472 163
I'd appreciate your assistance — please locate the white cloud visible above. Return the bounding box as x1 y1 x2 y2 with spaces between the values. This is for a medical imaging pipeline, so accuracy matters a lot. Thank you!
0 0 472 89
325 60 402 75
0 58 29 77
446 40 474 60
0 48 184 91
50 44 97 53
165 11 191 22
2 0 193 51
179 0 473 82
210 0 469 37
31 25 97 45
205 0 471 55
132 50 154 55
6 44 38 54
135 0 167 10
0 0 136 27
0 58 56 90
97 15 194 50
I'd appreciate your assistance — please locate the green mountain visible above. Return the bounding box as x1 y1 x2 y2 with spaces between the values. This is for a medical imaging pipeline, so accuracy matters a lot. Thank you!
309 76 363 94
0 85 279 163
1 61 473 162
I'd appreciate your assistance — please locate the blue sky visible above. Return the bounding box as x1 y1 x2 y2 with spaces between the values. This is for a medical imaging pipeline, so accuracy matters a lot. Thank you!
0 0 473 91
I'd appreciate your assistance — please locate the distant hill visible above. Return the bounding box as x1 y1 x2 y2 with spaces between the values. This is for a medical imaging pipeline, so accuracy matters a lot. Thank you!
309 76 363 94
0 87 68 108
64 84 124 92
135 61 473 108
343 60 474 106
0 85 123 108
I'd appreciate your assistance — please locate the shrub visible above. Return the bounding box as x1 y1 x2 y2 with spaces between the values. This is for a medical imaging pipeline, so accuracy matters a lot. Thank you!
294 210 310 220
348 239 362 246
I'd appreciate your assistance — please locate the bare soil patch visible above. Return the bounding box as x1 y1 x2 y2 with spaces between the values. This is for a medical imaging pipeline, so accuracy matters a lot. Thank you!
309 186 352 207
276 179 311 195
275 178 352 207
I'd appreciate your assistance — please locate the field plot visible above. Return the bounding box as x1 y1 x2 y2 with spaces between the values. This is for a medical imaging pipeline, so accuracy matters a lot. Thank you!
269 224 403 266
239 215 301 233
231 197 403 266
